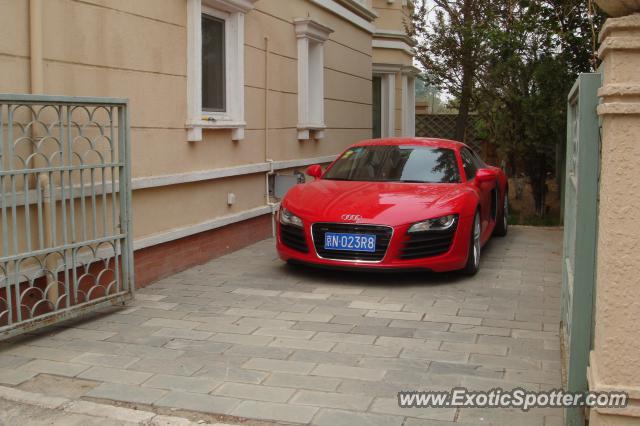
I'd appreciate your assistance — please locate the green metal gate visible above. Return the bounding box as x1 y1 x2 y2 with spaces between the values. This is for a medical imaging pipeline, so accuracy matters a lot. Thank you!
561 73 602 426
0 94 134 338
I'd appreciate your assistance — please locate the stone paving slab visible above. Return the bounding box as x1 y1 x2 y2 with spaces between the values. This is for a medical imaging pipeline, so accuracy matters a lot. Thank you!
0 226 564 425
0 385 240 425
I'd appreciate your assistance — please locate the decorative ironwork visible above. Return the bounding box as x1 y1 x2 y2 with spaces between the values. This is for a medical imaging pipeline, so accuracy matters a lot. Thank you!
0 94 133 338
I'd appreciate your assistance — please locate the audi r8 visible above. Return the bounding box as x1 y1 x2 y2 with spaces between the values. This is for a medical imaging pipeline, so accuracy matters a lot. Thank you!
276 138 508 275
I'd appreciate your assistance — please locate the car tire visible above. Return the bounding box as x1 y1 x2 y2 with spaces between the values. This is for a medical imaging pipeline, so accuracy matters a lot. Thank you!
494 191 508 237
463 211 481 276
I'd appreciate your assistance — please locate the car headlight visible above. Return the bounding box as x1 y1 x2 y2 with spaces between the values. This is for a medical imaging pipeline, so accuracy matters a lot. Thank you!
280 208 303 228
408 214 458 233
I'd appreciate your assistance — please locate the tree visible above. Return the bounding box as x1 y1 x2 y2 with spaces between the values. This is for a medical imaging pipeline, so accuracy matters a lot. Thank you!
409 0 490 141
415 76 447 113
411 0 603 217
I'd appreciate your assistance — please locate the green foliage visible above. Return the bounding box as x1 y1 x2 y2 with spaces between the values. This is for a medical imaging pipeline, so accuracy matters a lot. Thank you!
411 0 604 216
415 76 449 113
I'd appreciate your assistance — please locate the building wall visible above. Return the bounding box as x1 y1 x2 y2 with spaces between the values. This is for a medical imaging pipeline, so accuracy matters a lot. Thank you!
0 1 30 92
0 0 413 286
40 0 371 241
371 0 416 137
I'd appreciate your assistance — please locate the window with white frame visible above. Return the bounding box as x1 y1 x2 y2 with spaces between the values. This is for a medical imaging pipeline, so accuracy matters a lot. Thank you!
186 0 256 142
294 18 333 141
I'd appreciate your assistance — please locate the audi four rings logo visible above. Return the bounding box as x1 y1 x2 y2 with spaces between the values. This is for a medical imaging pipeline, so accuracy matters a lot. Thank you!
341 214 362 222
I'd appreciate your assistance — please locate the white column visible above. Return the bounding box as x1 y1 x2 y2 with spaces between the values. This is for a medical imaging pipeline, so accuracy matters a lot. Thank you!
401 75 415 137
383 73 395 137
297 37 310 140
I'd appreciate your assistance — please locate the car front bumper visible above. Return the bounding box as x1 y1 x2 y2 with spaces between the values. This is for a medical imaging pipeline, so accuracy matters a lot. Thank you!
276 216 473 273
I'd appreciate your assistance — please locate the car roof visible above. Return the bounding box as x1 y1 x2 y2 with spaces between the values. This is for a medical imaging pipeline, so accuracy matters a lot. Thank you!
351 137 466 150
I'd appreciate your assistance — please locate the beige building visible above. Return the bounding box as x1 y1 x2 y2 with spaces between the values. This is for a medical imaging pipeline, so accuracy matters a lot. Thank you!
0 0 416 286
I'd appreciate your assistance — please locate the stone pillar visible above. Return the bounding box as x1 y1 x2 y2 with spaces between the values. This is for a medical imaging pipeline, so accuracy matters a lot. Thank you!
590 2 640 425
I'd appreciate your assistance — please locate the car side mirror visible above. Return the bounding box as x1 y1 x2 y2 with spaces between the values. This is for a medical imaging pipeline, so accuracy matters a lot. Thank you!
475 168 497 184
306 164 323 179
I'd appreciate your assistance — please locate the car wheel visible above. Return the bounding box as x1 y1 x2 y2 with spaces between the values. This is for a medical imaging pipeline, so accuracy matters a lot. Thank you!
463 211 481 275
494 192 508 237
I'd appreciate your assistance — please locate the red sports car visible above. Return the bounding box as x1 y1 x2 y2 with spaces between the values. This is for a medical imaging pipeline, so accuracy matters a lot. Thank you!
276 138 508 275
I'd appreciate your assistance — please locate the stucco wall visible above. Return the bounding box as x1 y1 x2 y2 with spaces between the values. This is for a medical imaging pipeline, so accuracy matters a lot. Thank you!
590 13 640 425
243 0 373 161
0 0 31 93
371 0 407 29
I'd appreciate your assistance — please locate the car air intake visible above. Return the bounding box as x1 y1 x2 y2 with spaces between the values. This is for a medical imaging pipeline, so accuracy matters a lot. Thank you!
400 226 457 260
280 224 309 253
312 223 392 262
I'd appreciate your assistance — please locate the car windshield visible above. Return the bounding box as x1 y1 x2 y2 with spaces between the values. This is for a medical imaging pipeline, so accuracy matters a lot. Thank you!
323 145 460 183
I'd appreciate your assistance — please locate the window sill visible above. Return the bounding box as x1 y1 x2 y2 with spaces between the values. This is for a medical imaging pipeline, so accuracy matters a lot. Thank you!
186 119 246 141
297 125 326 141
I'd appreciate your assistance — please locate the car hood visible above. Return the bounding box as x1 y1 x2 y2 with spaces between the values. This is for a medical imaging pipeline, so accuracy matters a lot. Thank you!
283 179 470 226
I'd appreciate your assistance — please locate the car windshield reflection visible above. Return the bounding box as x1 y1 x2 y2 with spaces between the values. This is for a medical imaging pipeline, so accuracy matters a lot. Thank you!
323 145 461 183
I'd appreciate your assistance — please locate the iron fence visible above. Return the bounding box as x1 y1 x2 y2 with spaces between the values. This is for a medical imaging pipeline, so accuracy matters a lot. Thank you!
0 94 133 338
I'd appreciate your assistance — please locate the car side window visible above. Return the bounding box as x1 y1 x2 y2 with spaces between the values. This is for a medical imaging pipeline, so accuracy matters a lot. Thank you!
460 148 478 181
470 149 486 168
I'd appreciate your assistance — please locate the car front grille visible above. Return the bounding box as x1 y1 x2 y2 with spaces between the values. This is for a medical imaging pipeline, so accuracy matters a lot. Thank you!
400 225 457 260
311 223 392 262
280 224 309 253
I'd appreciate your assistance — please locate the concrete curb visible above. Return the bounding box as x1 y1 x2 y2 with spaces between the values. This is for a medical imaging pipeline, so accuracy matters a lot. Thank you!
0 385 235 426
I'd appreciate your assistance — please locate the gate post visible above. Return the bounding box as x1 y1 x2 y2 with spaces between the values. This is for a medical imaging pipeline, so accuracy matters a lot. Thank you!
589 4 640 425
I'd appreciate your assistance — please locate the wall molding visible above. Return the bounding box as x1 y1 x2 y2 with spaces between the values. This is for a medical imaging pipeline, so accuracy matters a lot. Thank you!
588 351 640 418
134 154 337 189
372 39 415 55
9 155 338 207
598 83 640 97
309 0 376 33
10 204 278 283
372 63 402 74
335 0 378 21
134 204 274 250
374 29 415 45
598 37 640 59
597 102 640 116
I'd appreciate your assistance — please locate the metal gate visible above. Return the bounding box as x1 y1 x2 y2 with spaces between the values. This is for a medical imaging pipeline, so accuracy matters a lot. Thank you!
0 94 134 338
561 73 602 426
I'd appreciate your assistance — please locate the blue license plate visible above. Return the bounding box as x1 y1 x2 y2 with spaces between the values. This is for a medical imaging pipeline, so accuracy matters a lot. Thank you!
324 233 376 252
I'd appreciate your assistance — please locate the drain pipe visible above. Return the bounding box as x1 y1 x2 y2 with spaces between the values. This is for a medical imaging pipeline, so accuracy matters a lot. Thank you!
28 0 43 169
30 0 58 306
28 0 43 164
264 36 277 237
30 0 43 94
39 174 59 305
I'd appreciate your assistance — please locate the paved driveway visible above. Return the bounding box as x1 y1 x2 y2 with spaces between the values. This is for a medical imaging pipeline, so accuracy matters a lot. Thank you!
0 226 563 426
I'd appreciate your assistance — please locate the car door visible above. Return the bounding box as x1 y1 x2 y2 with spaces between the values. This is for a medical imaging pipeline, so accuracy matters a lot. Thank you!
460 148 492 237
469 148 500 230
